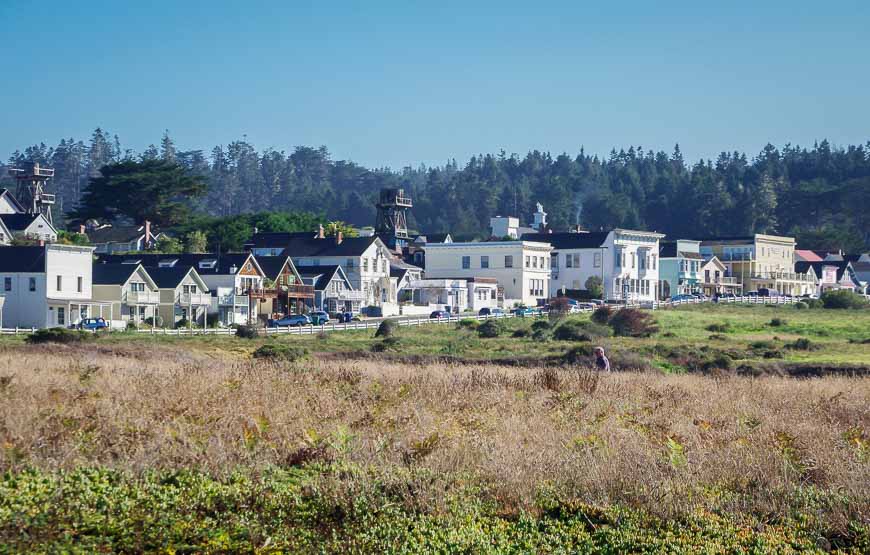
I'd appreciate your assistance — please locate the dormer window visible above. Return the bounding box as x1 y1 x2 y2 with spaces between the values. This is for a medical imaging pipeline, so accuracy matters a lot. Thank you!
199 259 218 270
159 259 179 268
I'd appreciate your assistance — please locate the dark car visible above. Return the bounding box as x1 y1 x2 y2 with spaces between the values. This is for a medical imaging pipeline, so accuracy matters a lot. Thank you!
430 310 451 319
72 317 109 331
478 307 504 317
272 314 311 327
512 306 538 317
757 288 779 297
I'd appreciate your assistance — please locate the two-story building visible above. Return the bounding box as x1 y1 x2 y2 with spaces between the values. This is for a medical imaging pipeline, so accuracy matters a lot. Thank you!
422 240 552 306
248 229 397 314
251 255 315 320
0 213 58 243
658 240 704 298
522 229 664 302
86 221 163 254
699 234 815 296
0 244 102 328
298 265 364 314
91 263 161 325
699 256 743 296
146 266 212 327
794 261 861 295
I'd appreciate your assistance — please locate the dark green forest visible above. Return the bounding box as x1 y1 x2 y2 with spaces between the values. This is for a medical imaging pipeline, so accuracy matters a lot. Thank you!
3 129 869 251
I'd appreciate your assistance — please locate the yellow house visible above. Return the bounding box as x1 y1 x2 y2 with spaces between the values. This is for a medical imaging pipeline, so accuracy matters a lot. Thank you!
699 234 815 295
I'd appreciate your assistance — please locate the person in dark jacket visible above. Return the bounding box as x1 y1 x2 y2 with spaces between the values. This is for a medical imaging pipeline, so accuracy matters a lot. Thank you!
594 346 611 372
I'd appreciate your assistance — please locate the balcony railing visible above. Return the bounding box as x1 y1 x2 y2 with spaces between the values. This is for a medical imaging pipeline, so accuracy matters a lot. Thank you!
218 294 249 306
178 292 212 306
751 271 814 282
248 284 316 298
124 290 160 304
329 289 365 301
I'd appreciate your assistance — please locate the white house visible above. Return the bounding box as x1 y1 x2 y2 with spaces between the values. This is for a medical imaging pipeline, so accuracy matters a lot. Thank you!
86 221 162 254
298 265 365 314
248 229 398 314
0 188 26 215
146 266 212 328
523 229 665 302
0 213 58 242
795 261 861 295
0 244 104 328
422 240 553 306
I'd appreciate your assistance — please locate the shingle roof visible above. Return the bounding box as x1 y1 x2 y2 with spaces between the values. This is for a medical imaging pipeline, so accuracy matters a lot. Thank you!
659 242 677 258
795 250 823 262
254 255 291 280
0 189 25 212
87 225 152 244
0 213 41 231
0 246 45 272
521 231 609 249
297 265 343 291
143 266 198 289
97 253 255 275
92 263 141 285
251 233 384 257
795 261 854 282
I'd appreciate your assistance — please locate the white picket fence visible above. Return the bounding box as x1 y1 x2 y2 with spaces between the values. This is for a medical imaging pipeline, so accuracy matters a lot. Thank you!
0 295 802 337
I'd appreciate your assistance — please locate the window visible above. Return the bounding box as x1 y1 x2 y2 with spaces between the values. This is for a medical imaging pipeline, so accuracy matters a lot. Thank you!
461 256 470 269
198 259 217 270
3 277 10 291
346 258 355 269
29 277 36 292
594 252 602 268
480 256 489 269
57 307 65 325
363 258 369 272
615 250 621 268
532 256 537 268
651 254 656 269
505 255 513 268
525 256 530 268
551 254 559 270
382 260 387 273
705 270 710 282
631 252 636 268
639 254 646 270
77 277 83 293
56 275 62 291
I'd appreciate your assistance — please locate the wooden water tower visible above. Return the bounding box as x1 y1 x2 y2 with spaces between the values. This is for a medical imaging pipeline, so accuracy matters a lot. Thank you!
8 162 56 224
375 188 412 239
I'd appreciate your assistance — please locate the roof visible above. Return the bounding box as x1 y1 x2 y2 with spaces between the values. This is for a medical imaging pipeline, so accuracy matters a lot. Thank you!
297 265 344 291
0 246 45 272
97 253 258 275
521 231 609 249
0 189 25 213
144 266 206 290
250 233 386 258
254 255 292 280
414 233 452 244
0 213 42 231
87 225 155 244
659 241 677 258
795 249 823 262
92 263 142 285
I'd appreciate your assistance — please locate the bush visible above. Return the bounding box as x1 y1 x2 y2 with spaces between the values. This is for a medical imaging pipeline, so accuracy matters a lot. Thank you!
562 344 595 364
252 343 307 362
26 327 93 344
511 329 530 338
708 334 727 341
821 290 868 309
175 318 190 329
371 336 402 352
374 319 397 338
531 320 552 332
785 337 821 351
126 321 138 331
591 306 612 325
235 325 259 339
552 320 588 341
768 318 787 327
794 302 808 310
457 318 479 330
805 298 824 309
477 319 503 338
705 323 730 333
608 309 659 337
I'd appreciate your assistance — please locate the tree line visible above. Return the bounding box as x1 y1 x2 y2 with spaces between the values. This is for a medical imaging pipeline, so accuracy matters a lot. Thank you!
3 128 869 251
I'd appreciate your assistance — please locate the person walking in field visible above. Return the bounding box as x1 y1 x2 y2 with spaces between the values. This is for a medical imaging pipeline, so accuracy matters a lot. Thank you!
594 346 611 372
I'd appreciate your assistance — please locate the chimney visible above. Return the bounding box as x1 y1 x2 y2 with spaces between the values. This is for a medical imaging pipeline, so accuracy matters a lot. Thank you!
79 224 86 235
317 224 325 239
144 220 152 244
335 231 343 245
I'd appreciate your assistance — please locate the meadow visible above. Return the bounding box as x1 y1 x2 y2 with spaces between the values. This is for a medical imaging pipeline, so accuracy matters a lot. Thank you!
1 304 868 552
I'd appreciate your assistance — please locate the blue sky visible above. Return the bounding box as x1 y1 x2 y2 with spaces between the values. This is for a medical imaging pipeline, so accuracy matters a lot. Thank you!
1 0 868 169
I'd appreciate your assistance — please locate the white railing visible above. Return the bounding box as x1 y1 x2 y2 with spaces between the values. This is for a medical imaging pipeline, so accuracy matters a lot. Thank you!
123 290 160 304
218 294 249 306
0 295 804 336
178 292 212 306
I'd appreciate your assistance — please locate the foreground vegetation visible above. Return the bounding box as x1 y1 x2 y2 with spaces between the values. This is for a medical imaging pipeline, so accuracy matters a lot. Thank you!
1 304 868 551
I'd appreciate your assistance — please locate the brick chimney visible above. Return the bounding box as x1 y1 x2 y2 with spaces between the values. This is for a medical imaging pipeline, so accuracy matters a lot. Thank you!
317 224 325 239
144 220 152 244
79 224 86 235
335 230 343 245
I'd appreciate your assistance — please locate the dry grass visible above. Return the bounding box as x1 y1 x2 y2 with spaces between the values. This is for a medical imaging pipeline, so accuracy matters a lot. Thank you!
1 342 868 532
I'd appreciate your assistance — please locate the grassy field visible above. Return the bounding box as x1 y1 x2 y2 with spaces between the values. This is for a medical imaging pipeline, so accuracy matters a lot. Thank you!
1 304 868 552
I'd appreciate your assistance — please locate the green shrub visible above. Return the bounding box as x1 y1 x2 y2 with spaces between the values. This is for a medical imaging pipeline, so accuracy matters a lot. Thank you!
785 337 820 351
708 334 727 341
477 319 503 338
531 329 551 342
794 302 808 310
821 289 868 309
531 320 552 332
562 344 595 364
252 343 307 362
26 327 93 344
608 309 659 337
126 321 138 331
804 298 824 309
371 336 402 352
768 318 787 327
511 329 530 338
591 306 612 325
235 325 259 339
374 319 397 338
457 318 479 330
705 323 730 333
750 340 775 350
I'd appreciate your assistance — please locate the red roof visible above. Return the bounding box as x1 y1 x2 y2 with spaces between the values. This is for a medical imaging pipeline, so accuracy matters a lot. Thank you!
795 250 823 262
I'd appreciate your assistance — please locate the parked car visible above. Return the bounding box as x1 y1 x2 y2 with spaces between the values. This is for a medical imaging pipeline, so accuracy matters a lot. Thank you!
272 314 311 327
71 317 109 331
309 310 330 325
430 310 451 319
670 294 694 303
571 303 596 312
512 306 538 317
746 291 759 297
478 307 504 317
757 288 779 297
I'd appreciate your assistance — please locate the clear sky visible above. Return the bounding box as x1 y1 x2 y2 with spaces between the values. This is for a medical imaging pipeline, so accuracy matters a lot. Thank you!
1 0 868 169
